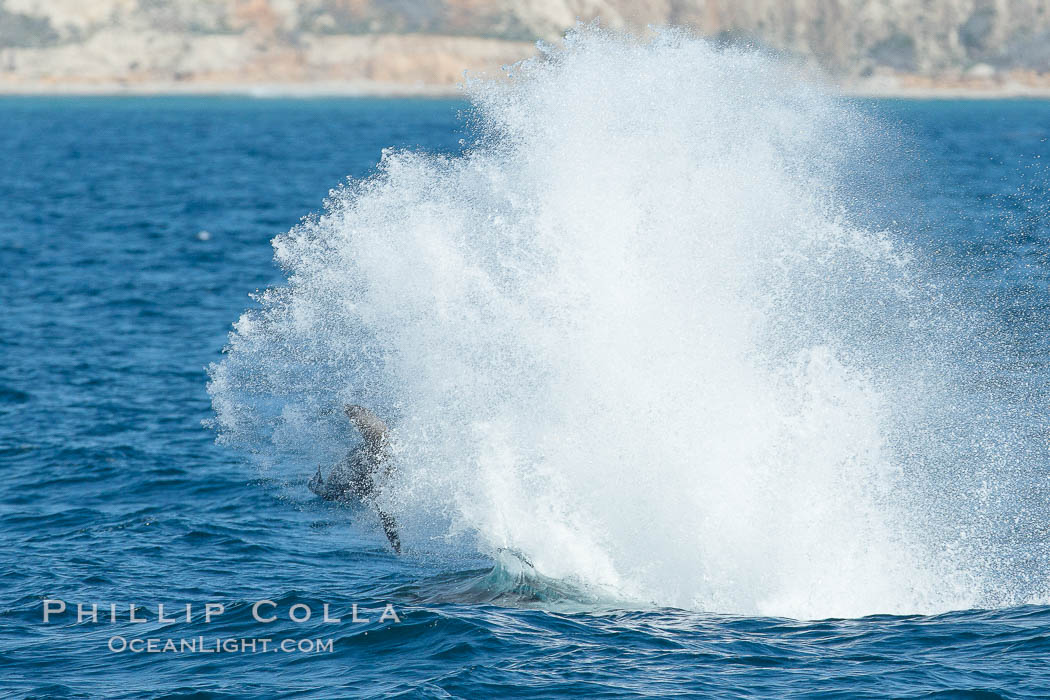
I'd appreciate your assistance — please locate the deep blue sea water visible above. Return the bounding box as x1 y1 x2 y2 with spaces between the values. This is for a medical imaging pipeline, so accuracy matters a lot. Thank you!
2 95 1050 698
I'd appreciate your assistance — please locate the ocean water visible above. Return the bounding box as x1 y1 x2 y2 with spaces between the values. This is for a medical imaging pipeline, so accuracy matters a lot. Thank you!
4 30 1050 698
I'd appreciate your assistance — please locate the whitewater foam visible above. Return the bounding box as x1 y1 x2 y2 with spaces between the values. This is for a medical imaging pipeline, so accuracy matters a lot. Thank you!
208 27 1048 619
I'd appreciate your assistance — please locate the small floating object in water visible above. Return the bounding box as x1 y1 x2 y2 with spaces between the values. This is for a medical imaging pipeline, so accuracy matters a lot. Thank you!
196 230 212 241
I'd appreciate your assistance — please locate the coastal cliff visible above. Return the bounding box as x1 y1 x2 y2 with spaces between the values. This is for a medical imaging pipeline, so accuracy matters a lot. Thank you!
2 0 1049 95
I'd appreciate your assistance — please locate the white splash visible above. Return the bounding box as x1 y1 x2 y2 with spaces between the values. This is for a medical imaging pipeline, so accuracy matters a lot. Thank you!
208 27 1048 619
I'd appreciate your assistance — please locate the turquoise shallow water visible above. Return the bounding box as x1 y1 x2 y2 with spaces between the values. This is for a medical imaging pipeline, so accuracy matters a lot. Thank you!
2 96 1050 698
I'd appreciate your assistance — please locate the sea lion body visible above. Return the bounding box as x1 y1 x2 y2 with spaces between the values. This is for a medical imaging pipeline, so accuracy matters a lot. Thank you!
309 405 401 553
308 449 376 501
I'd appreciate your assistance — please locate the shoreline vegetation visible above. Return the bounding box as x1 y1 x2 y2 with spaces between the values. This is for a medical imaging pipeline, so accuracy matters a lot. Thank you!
3 1 1050 100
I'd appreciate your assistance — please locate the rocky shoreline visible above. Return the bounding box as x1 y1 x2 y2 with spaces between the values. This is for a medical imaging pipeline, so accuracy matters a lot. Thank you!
3 1 1049 99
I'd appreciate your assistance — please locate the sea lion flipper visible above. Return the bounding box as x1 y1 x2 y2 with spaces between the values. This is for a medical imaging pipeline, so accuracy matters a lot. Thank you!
376 507 401 554
307 465 325 497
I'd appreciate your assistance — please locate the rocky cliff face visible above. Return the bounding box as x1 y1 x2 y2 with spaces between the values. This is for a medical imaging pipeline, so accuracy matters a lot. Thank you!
1 0 1049 94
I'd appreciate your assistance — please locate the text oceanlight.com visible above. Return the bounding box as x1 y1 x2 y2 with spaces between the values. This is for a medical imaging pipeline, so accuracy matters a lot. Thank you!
108 636 336 654
41 599 402 654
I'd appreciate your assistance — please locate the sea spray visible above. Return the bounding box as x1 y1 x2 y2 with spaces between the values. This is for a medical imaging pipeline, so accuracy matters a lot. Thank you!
208 27 1048 619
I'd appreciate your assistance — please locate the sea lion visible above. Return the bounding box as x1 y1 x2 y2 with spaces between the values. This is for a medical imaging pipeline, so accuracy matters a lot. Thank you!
309 404 401 554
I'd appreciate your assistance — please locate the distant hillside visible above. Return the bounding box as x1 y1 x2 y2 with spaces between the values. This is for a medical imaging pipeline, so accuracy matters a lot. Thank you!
2 0 1050 95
